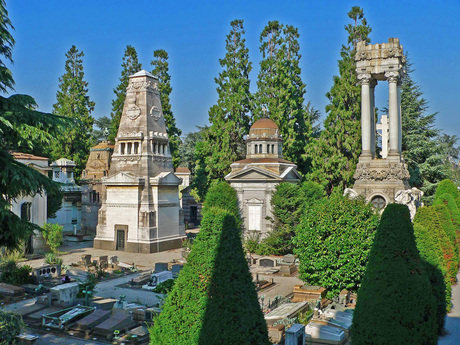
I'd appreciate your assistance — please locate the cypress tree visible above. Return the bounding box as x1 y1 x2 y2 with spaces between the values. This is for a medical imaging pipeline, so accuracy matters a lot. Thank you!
200 19 253 182
109 45 142 141
351 204 437 345
256 21 311 174
434 179 460 206
51 45 95 177
399 57 449 204
150 208 269 344
433 192 460 249
309 6 371 193
151 49 182 168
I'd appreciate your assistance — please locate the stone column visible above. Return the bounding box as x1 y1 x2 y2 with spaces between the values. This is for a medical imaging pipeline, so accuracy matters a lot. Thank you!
358 73 372 159
370 80 377 158
397 80 402 153
386 72 400 158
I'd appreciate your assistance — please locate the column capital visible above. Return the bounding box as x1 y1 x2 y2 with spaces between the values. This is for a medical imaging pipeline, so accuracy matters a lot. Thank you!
357 73 372 85
385 71 399 83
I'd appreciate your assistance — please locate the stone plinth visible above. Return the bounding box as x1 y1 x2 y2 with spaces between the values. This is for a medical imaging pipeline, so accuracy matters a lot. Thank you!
292 285 327 303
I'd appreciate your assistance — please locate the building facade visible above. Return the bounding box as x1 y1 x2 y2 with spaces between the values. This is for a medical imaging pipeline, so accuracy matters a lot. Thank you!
225 118 300 239
93 70 185 253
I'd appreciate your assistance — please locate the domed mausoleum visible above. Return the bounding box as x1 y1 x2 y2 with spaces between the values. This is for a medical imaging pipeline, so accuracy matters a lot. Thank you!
225 118 300 239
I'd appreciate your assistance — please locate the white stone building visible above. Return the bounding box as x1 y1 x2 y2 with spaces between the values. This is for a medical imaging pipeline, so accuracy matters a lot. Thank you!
225 118 301 238
10 152 50 254
93 70 185 253
47 158 82 234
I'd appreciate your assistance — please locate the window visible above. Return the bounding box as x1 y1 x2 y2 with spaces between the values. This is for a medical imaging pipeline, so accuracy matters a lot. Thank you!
272 144 275 154
54 171 60 179
127 142 132 154
134 142 139 154
21 202 32 221
255 145 258 154
67 171 72 179
267 144 270 153
371 196 386 210
120 143 125 155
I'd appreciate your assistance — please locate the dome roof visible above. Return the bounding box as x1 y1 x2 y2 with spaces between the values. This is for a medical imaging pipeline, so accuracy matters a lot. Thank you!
248 118 280 140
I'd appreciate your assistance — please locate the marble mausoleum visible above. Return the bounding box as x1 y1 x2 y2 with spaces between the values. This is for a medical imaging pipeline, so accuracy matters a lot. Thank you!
226 118 300 238
93 70 185 253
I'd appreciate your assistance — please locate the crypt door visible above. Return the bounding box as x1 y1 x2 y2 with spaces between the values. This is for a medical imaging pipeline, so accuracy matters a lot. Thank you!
248 204 262 231
116 228 125 251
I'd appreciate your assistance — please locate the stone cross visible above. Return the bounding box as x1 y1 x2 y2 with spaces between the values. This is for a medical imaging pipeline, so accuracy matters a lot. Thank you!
376 115 389 158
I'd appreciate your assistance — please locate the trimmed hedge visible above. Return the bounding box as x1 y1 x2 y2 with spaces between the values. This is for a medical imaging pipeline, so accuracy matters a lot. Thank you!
150 207 270 345
351 204 437 345
434 192 460 252
421 260 447 335
434 179 460 206
434 204 459 270
202 181 241 227
293 192 379 298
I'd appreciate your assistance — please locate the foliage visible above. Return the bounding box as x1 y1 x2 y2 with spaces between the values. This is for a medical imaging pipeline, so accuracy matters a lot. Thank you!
46 187 63 219
44 252 63 266
434 179 460 206
243 231 261 254
51 45 95 178
202 181 241 227
422 259 447 334
257 181 325 256
351 204 437 345
308 6 371 193
179 126 206 174
42 223 63 254
150 207 270 345
434 204 459 269
0 259 31 285
399 57 449 204
255 21 312 174
92 115 111 142
151 49 182 168
0 310 25 345
0 1 71 250
198 19 253 183
293 192 379 298
152 278 175 294
109 45 142 141
415 206 456 283
433 192 460 249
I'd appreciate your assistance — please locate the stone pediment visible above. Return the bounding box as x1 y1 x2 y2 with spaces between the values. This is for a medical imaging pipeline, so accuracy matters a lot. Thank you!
245 198 264 205
280 166 301 181
89 159 106 170
104 172 139 185
151 171 181 185
225 166 281 181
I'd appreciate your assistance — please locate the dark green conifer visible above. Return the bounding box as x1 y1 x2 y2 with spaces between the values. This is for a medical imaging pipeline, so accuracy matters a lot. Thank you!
351 204 437 345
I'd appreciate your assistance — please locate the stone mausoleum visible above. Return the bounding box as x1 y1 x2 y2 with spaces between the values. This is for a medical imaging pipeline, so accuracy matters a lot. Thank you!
226 118 300 238
93 70 185 253
347 38 422 217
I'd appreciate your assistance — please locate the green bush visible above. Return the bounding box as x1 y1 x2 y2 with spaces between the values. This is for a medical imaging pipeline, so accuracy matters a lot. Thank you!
351 204 437 345
152 279 175 294
150 207 270 345
434 179 460 206
421 260 447 335
45 252 63 266
257 181 325 256
415 206 457 283
202 181 241 227
0 310 25 345
0 260 31 285
293 192 379 298
42 223 63 253
434 192 460 251
434 204 459 269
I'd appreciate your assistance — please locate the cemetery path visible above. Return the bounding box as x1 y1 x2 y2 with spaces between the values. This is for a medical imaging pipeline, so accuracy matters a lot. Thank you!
438 270 460 344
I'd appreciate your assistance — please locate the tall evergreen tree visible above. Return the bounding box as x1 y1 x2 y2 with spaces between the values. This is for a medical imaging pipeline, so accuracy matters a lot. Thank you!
151 49 182 168
109 45 142 141
51 45 95 177
400 58 450 203
308 6 371 193
200 19 253 183
256 21 311 174
0 0 70 250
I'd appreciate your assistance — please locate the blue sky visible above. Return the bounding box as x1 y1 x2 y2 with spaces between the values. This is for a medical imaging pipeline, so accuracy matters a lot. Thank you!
5 1 460 137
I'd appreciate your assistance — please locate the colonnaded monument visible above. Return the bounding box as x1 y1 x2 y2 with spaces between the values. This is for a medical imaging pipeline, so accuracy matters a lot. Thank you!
93 70 185 253
226 118 300 238
346 38 422 217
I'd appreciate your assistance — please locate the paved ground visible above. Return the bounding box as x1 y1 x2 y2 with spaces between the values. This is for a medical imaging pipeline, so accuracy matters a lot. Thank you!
438 271 460 344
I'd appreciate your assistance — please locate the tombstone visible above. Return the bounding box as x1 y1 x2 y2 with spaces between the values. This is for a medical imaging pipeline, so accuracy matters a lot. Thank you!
292 285 327 303
0 283 25 296
71 309 111 332
109 256 119 264
132 272 151 286
80 255 92 266
91 298 118 310
49 282 79 307
98 255 108 268
171 264 183 277
339 290 349 306
279 254 296 265
32 264 61 282
264 302 309 326
154 262 168 272
285 324 305 345
305 322 346 344
93 310 136 340
259 257 276 268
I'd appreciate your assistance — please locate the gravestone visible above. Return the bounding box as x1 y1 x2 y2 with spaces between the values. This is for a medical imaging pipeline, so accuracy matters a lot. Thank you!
49 282 79 307
80 255 92 266
109 256 119 264
259 257 276 267
132 272 151 286
171 264 183 277
285 324 305 345
32 264 61 282
71 309 111 332
154 262 168 272
93 310 135 340
0 283 25 296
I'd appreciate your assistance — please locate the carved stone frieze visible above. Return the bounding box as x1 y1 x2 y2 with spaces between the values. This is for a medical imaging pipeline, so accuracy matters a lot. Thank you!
354 162 410 181
126 80 159 94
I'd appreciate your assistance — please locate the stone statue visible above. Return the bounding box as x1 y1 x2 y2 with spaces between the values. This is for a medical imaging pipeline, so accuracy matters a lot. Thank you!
394 187 424 220
344 188 359 199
